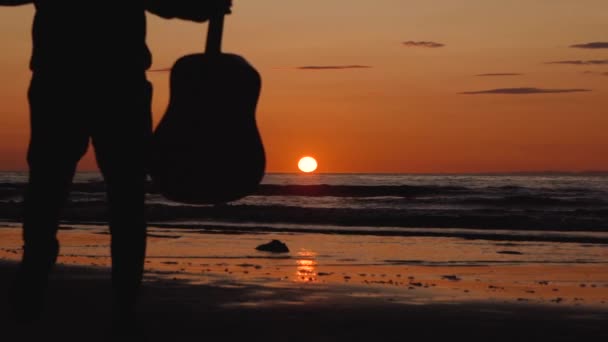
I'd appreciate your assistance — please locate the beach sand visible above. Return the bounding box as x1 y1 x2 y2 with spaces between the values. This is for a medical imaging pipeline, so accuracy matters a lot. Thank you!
1 225 607 341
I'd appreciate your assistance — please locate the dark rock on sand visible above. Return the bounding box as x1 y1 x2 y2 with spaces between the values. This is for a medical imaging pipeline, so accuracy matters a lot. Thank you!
256 240 290 253
488 285 504 290
442 275 461 281
497 250 523 255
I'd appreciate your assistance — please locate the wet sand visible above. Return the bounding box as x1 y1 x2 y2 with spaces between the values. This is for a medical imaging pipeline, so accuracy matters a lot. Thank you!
1 225 607 341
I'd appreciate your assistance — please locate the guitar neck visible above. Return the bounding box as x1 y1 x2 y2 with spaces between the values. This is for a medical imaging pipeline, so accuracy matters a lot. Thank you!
206 14 225 55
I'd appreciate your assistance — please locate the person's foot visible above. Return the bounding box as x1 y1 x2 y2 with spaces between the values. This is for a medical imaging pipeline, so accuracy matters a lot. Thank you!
8 265 49 325
10 242 58 323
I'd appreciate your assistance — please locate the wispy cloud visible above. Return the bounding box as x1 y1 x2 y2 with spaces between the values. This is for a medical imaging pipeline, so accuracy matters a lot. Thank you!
546 60 608 65
570 42 608 49
296 65 372 70
461 87 591 95
475 73 522 77
402 41 445 48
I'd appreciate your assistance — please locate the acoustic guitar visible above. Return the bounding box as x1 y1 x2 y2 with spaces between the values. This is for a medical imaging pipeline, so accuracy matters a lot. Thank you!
149 11 266 204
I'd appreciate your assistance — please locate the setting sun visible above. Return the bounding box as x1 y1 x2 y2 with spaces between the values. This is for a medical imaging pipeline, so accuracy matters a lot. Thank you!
298 157 318 173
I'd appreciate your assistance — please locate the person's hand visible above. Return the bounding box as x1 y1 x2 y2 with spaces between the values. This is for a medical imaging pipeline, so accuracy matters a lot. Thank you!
190 0 232 23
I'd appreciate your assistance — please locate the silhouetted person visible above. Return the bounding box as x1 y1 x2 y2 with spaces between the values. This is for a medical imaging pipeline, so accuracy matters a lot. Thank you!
1 0 232 333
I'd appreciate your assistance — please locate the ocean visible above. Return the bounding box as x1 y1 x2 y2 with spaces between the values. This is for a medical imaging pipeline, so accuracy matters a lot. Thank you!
1 172 607 243
1 172 608 312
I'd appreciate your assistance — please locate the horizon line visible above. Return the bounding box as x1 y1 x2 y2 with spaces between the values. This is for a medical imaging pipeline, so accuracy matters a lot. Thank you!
0 170 607 176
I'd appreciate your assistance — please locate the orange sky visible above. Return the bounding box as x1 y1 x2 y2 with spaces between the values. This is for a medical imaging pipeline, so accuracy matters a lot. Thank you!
0 1 607 173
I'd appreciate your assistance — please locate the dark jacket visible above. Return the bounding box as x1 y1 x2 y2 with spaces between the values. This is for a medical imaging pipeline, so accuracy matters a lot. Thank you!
1 0 217 72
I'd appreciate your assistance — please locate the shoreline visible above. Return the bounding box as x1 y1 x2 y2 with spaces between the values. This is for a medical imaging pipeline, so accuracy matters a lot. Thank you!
3 219 608 245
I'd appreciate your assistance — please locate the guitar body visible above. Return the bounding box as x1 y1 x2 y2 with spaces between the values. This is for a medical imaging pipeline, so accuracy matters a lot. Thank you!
149 42 265 204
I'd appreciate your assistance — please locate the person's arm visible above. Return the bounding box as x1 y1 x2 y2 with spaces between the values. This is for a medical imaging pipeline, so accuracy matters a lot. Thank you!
145 0 231 22
0 0 33 6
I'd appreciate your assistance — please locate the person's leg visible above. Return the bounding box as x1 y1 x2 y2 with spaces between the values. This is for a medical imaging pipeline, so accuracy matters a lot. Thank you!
12 73 90 321
91 76 152 323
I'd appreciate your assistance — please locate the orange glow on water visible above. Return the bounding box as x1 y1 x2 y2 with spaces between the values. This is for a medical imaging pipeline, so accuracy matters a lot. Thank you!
296 250 318 282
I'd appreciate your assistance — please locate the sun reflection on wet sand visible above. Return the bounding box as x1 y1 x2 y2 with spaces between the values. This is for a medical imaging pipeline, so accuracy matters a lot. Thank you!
296 250 318 283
